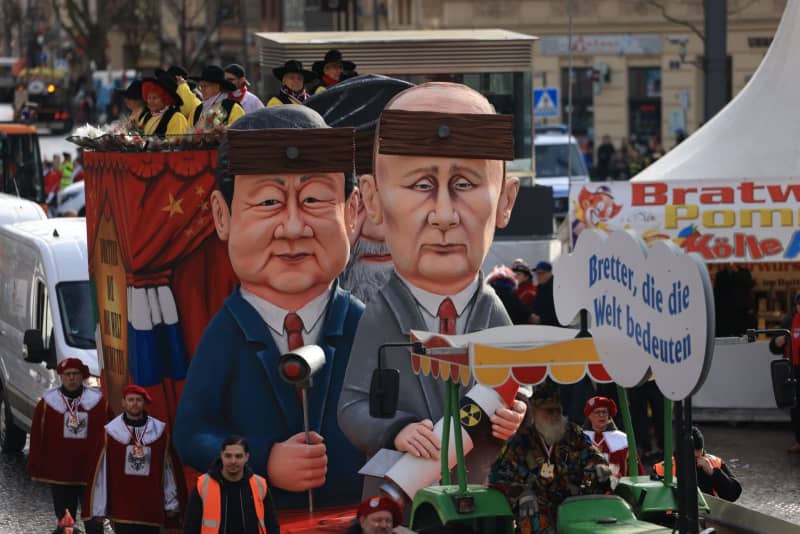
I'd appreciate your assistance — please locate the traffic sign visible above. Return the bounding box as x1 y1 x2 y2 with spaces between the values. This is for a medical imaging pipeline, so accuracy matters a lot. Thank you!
533 87 560 118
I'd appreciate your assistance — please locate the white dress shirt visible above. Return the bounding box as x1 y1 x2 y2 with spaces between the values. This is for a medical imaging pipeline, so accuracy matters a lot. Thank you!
398 273 480 335
239 90 265 113
240 287 331 354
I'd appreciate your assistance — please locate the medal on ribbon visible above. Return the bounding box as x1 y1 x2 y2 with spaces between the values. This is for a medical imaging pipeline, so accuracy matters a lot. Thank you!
132 444 146 459
125 421 151 475
61 391 88 438
540 462 554 479
539 435 556 480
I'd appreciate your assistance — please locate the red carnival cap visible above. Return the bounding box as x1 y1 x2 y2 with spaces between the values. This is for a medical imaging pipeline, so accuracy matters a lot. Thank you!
356 496 403 526
584 396 618 418
56 358 90 379
123 384 153 404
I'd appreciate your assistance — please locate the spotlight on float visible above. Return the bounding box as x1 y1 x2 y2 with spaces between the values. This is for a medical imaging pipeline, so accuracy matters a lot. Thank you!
278 344 326 514
279 345 326 388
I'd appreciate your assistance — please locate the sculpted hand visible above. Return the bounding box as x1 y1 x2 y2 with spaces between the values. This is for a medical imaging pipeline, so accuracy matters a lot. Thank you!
268 432 328 492
491 399 527 441
395 419 440 459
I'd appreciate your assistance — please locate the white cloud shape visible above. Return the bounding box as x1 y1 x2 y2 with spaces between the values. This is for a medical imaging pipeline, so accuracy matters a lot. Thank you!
553 229 715 400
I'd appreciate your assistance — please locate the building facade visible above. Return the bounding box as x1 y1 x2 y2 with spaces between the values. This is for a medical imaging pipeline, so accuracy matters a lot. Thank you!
377 0 784 148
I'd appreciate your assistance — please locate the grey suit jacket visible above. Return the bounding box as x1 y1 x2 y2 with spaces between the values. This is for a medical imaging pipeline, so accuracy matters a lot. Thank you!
338 272 511 483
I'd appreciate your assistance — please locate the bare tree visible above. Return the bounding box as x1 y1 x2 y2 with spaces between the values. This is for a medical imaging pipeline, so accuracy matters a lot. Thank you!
50 0 130 70
0 0 22 56
116 0 161 68
641 0 759 40
161 0 230 70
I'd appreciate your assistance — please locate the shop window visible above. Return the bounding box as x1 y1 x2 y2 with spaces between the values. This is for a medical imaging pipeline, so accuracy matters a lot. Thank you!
560 67 594 138
391 0 414 26
628 67 661 145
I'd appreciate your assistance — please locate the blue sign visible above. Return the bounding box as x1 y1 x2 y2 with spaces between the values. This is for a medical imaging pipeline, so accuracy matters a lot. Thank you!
533 87 560 118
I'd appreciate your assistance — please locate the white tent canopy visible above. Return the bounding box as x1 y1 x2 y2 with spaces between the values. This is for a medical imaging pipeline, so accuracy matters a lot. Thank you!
631 0 800 183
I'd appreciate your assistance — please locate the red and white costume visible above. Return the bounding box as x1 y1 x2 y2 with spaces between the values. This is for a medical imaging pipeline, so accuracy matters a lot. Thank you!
583 429 630 476
83 414 179 527
28 386 110 485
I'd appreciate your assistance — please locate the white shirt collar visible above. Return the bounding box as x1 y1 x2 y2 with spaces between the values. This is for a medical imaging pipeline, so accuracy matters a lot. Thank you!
202 92 226 113
240 286 331 337
397 272 480 318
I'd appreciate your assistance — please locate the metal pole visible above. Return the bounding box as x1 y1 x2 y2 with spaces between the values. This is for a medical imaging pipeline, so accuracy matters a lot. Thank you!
372 0 379 30
450 383 468 493
240 0 250 79
663 398 673 486
615 385 638 480
673 400 686 533
301 387 314 513
567 0 575 189
441 378 452 486
682 397 699 533
704 0 728 121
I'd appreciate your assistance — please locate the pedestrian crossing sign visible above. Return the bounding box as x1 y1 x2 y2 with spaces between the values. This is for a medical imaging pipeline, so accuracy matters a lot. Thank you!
533 87 560 118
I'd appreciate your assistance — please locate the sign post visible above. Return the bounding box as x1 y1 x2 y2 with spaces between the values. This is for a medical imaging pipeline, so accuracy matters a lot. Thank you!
533 87 561 120
554 228 715 534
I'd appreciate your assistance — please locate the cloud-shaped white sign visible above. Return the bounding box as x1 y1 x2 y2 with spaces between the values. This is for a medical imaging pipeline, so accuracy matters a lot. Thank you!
553 229 715 400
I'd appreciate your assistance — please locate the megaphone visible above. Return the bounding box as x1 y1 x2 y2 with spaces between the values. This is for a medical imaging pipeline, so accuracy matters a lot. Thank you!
278 345 326 387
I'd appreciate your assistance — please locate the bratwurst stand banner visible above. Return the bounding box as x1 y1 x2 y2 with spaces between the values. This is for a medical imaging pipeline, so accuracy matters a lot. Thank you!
554 229 715 400
569 179 800 262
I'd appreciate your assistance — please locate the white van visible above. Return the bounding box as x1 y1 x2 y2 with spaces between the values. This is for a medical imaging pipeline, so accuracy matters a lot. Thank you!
0 192 47 226
0 217 98 452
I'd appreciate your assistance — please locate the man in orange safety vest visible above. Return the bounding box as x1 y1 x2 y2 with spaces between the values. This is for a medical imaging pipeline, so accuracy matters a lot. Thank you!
183 435 279 533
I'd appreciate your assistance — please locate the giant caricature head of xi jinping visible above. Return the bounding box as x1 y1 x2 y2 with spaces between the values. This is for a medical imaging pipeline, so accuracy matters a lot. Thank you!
174 105 366 510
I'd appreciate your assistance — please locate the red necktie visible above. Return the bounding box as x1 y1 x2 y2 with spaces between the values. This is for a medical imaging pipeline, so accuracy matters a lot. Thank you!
437 298 457 335
284 313 305 351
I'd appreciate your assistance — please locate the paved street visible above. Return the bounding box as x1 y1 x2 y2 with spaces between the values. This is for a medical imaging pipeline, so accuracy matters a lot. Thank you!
702 422 800 525
1 422 798 531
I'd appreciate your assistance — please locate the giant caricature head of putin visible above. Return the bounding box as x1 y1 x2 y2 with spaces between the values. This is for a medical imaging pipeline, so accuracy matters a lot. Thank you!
359 82 520 295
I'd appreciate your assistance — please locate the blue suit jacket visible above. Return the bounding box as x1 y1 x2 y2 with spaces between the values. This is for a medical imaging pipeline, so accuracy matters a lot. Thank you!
174 283 365 509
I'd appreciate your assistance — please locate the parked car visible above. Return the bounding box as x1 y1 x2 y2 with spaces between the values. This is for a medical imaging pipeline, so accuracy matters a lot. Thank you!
55 180 85 216
0 192 46 225
508 131 590 219
0 217 98 452
534 132 591 216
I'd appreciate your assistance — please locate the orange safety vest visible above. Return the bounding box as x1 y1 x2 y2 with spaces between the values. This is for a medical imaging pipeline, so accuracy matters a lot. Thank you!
197 473 268 534
654 455 723 495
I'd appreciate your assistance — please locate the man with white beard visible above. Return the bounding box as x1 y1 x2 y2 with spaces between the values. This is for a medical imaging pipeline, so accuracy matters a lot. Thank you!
339 199 394 304
489 382 610 534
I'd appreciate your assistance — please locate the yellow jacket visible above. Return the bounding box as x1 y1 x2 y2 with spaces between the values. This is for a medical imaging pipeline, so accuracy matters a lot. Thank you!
177 82 202 121
266 94 304 107
191 99 246 127
142 108 189 137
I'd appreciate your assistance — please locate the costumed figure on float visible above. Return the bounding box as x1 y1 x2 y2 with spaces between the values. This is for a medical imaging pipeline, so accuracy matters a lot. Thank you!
173 105 365 510
337 82 529 500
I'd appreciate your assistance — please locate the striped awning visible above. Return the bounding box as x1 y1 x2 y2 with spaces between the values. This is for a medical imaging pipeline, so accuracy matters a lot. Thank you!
410 326 611 388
